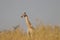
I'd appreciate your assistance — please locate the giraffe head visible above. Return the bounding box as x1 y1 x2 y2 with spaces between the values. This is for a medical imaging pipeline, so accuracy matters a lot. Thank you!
21 12 28 18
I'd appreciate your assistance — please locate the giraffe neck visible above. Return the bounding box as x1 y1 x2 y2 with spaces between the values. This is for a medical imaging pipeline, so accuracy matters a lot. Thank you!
25 16 32 28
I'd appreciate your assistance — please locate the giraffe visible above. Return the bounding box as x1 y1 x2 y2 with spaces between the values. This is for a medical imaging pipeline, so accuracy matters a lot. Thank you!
21 12 35 38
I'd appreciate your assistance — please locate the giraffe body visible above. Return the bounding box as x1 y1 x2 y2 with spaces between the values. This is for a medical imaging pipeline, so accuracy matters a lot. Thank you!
21 12 34 37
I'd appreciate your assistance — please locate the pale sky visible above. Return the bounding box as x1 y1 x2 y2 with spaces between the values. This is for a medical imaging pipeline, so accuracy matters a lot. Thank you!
0 0 60 30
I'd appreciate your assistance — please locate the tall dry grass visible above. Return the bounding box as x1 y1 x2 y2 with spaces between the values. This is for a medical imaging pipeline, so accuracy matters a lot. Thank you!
0 24 60 40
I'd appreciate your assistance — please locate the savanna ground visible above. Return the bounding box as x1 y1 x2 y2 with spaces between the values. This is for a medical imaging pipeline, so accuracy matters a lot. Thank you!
0 23 60 40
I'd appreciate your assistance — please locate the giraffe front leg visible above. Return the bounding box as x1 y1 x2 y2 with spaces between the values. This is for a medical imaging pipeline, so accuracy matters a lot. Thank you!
27 31 30 37
27 31 31 40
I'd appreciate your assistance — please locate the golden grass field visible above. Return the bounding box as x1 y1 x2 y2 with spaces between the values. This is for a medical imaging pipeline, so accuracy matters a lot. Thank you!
0 24 60 40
